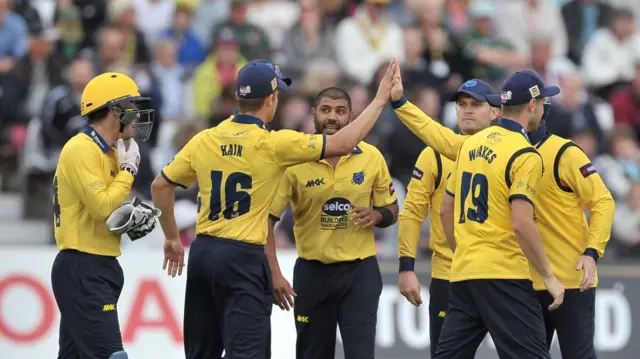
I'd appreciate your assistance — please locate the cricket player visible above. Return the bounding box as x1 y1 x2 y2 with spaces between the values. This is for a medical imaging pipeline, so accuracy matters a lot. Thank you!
507 96 615 358
397 79 499 358
393 65 615 356
50 72 156 359
151 58 399 359
435 71 565 358
266 87 399 359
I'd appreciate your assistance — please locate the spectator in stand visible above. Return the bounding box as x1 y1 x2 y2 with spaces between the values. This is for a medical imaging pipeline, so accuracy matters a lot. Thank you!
581 7 640 100
334 0 404 84
40 57 95 154
462 1 526 88
545 72 612 152
595 127 640 201
54 0 85 61
82 25 126 74
160 2 206 72
562 0 614 65
412 0 471 93
443 0 471 36
133 0 175 44
529 36 576 90
211 0 271 61
53 0 107 50
151 39 185 123
208 85 237 127
497 0 568 59
572 129 600 159
247 0 299 54
108 0 152 69
298 58 341 97
192 27 246 120
610 60 640 140
401 26 440 90
0 0 28 74
281 0 336 80
612 182 640 256
192 0 231 51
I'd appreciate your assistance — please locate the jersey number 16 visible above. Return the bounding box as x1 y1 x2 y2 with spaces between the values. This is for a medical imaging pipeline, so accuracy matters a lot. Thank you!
208 170 253 221
458 171 489 224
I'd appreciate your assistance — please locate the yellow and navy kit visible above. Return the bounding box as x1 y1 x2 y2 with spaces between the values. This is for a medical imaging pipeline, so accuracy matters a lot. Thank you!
269 142 397 264
528 128 615 290
398 146 455 279
392 97 466 161
445 119 544 282
53 125 134 257
161 114 326 245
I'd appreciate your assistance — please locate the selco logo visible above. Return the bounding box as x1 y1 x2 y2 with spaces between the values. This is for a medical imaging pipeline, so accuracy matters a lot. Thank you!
322 197 351 216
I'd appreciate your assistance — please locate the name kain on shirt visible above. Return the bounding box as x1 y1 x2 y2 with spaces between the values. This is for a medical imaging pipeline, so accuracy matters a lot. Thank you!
221 144 243 157
469 145 497 164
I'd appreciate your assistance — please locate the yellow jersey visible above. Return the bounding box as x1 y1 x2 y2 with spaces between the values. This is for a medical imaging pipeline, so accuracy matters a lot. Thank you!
161 114 326 245
269 142 397 263
398 147 455 280
445 118 544 282
53 125 134 257
529 129 615 290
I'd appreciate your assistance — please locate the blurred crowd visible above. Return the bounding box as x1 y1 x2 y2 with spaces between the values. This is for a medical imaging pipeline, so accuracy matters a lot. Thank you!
1 0 640 260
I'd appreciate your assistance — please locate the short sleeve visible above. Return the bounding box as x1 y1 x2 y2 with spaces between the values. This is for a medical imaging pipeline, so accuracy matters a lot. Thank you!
161 136 198 189
269 169 294 220
271 130 326 168
507 149 543 206
372 152 397 207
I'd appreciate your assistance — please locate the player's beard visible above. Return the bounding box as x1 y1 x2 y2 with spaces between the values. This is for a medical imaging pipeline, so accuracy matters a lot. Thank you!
314 117 343 135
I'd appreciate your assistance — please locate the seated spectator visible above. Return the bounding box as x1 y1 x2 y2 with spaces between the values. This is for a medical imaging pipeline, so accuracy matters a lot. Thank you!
562 0 614 65
334 0 404 85
610 60 640 142
297 58 341 97
160 2 206 72
462 1 526 88
281 0 336 80
529 35 576 90
595 127 640 201
54 0 85 61
82 25 126 74
211 0 271 61
108 0 152 69
134 0 175 44
151 39 186 122
0 0 28 74
497 0 568 59
247 0 299 52
401 26 440 90
581 7 640 100
612 182 640 257
208 85 237 127
192 28 246 120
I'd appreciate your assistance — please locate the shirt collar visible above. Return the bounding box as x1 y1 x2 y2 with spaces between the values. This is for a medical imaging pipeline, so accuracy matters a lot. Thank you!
81 125 111 153
495 118 530 143
232 114 267 129
527 123 548 146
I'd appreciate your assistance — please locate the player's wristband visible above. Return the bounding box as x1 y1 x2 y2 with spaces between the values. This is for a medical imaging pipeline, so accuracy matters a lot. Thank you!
121 165 137 177
583 248 599 264
390 95 408 109
399 256 415 272
374 207 394 228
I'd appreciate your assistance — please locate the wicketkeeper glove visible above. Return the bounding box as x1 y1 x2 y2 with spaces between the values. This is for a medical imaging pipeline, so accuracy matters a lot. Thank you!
106 197 162 241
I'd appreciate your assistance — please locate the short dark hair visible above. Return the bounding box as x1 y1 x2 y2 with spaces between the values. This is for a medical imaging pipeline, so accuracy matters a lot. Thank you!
314 87 352 111
237 97 267 113
86 107 110 124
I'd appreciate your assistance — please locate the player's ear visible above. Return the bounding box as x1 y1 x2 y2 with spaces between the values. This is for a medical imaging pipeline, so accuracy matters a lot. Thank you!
311 107 316 118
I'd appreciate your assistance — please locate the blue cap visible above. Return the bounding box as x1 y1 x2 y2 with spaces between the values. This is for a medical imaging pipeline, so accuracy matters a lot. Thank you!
487 70 560 106
450 79 500 107
236 59 292 99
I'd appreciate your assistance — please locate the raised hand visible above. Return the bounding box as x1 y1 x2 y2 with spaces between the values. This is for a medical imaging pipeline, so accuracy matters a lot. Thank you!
390 59 404 101
374 58 398 105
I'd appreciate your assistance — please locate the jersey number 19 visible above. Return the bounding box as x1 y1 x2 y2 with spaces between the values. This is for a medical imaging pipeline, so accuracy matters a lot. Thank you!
458 171 489 224
208 170 253 221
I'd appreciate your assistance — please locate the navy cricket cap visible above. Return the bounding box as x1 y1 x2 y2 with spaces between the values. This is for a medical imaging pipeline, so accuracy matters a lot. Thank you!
450 79 500 107
487 70 560 106
236 59 292 99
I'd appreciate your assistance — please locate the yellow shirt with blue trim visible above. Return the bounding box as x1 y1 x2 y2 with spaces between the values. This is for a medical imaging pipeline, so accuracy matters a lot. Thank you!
53 125 134 257
161 114 326 245
528 127 615 290
398 146 455 279
445 119 544 282
269 142 397 264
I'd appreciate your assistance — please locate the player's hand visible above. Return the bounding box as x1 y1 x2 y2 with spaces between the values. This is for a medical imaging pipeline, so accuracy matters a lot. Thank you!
399 271 423 307
373 57 397 105
543 275 565 311
117 138 141 176
576 255 596 292
163 238 185 278
390 59 404 101
349 203 381 228
272 271 296 311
